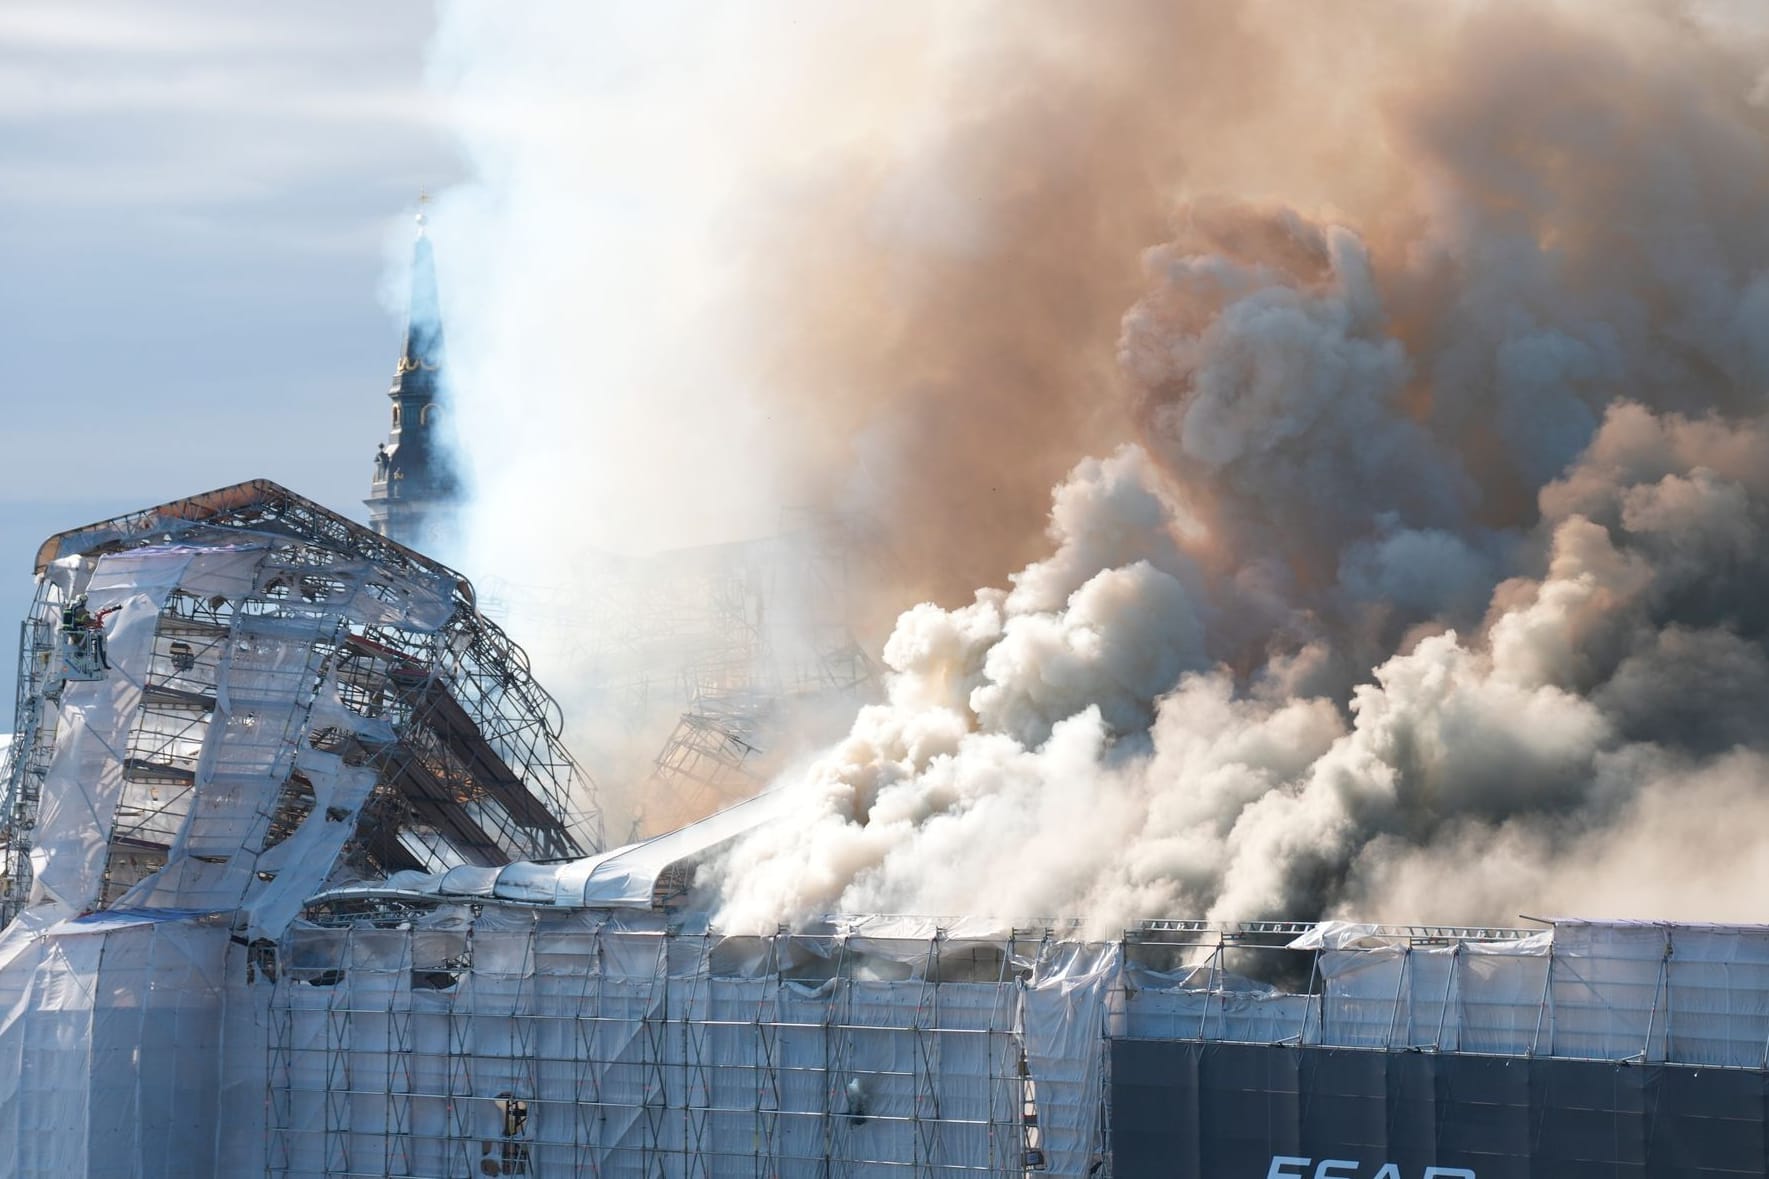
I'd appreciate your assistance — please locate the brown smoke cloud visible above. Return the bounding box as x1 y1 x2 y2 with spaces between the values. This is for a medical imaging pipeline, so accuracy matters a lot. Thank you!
733 5 1286 614
430 1 1769 923
707 1 1769 928
736 1 1769 622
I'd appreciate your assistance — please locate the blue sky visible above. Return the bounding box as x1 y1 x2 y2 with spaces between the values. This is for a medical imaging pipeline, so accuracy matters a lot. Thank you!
0 2 461 631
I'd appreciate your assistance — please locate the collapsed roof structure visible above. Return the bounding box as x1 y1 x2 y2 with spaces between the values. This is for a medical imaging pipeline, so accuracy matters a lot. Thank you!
474 507 881 841
1 479 602 928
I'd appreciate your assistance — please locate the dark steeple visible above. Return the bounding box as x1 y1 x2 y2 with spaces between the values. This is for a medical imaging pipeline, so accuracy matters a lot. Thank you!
366 203 463 549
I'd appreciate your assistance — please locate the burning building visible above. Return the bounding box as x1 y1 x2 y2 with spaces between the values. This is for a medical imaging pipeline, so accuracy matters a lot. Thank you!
8 8 1769 1169
0 480 597 1172
2 481 1769 1177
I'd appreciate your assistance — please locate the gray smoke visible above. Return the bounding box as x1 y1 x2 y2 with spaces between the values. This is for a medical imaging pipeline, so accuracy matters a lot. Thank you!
420 1 1769 926
708 2 1769 930
716 398 1769 931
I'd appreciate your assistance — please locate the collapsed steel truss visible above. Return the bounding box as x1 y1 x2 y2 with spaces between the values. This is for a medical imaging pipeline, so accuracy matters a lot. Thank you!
0 480 602 922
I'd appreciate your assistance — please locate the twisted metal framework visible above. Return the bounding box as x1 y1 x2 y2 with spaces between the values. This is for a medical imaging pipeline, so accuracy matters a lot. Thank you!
1 480 602 921
641 513 879 834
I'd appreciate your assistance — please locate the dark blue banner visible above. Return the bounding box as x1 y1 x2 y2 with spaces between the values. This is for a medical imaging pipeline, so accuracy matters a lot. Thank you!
1111 1039 1767 1178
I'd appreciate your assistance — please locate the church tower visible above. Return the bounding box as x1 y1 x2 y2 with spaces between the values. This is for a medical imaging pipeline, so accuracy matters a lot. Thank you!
365 206 462 549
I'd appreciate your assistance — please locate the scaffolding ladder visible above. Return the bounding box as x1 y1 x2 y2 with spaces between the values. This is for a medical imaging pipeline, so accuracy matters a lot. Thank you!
1 617 63 924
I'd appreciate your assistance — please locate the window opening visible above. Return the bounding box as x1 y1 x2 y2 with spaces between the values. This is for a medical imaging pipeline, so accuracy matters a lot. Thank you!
481 1094 530 1175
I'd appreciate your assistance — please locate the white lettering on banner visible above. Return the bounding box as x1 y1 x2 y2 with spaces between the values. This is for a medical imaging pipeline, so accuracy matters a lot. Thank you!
1263 1160 1475 1179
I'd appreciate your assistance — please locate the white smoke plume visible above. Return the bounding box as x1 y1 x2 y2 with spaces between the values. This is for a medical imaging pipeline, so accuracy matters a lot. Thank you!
423 2 1769 925
716 404 1769 931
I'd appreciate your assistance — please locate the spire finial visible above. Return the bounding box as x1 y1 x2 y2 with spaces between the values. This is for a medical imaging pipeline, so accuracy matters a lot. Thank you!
416 191 430 233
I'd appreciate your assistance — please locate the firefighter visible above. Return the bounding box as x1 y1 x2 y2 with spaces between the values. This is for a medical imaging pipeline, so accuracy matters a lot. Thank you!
62 595 121 670
61 595 90 635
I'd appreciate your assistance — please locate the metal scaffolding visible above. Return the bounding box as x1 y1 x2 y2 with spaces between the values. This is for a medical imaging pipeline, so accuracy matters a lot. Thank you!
472 511 879 839
251 909 1769 1179
267 912 1082 1179
638 513 879 834
0 480 603 924
0 617 57 917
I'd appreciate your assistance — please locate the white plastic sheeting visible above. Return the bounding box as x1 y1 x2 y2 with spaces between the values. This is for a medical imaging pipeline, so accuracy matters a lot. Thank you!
1115 921 1769 1071
268 913 1103 1178
259 916 1769 1179
554 789 791 907
0 908 228 1179
1021 944 1118 1176
310 787 795 912
7 911 1769 1175
29 549 200 911
23 541 455 933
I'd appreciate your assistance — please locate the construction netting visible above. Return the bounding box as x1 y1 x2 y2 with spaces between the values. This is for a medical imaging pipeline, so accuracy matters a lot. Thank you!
267 911 1113 1178
8 912 1769 1176
0 909 232 1179
1118 919 1769 1068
